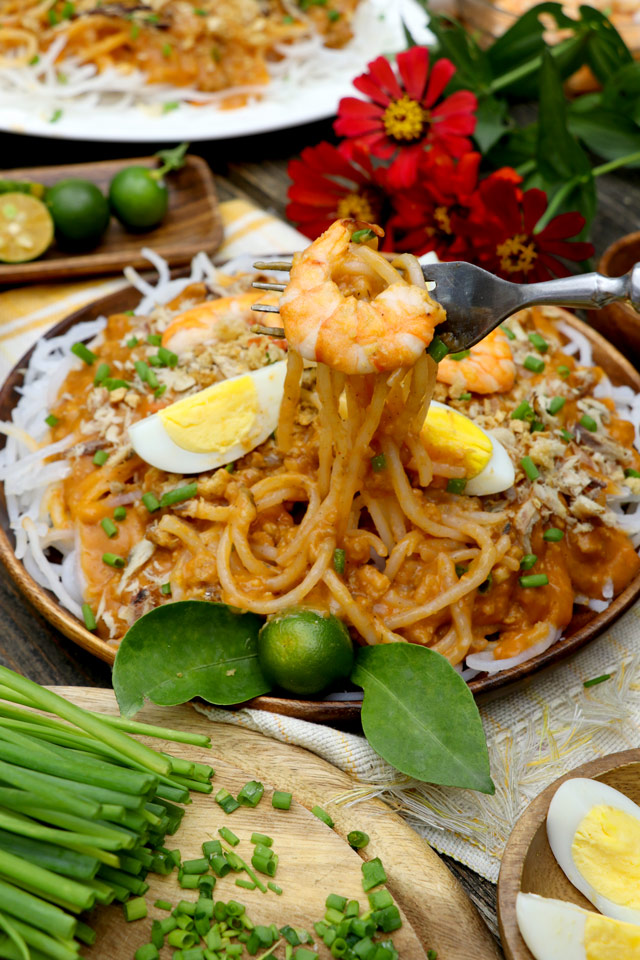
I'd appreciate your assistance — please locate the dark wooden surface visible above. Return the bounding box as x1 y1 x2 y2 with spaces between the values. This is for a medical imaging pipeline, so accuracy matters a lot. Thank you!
0 119 639 951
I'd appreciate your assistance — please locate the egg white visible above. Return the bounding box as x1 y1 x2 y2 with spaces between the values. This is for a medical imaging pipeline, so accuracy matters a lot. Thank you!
427 401 514 497
129 361 287 474
547 778 640 925
516 894 593 960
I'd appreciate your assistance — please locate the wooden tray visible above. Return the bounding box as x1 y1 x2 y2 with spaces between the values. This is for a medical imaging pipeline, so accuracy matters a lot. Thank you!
1 288 640 721
55 686 500 960
497 749 640 960
0 155 222 285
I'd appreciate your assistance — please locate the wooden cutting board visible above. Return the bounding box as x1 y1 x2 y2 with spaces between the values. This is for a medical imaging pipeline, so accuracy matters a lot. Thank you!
56 688 500 959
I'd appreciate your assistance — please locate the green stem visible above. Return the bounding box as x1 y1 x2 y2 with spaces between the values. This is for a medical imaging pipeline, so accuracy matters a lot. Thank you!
489 36 580 94
592 150 640 176
0 848 95 911
515 159 536 177
0 914 29 960
0 878 76 941
0 911 79 960
0 758 100 820
533 177 581 233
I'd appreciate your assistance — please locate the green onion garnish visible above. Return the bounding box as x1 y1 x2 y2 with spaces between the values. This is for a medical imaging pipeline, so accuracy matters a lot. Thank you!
82 602 97 630
155 900 172 911
449 349 470 361
455 564 468 578
127 337 139 348
102 553 125 568
158 346 179 367
501 324 515 340
520 456 539 481
520 554 537 570
104 378 130 391
528 332 548 353
215 788 240 814
511 401 534 421
147 333 162 346
547 396 566 415
557 365 571 378
134 945 157 960
182 858 209 875
446 478 467 494
101 518 118 538
347 830 370 850
427 336 449 362
560 429 573 443
71 342 96 365
543 528 564 542
370 454 386 472
219 827 239 847
361 857 387 892
272 791 292 810
155 384 167 398
351 228 375 243
519 573 549 588
123 897 147 922
114 506 127 521
149 355 163 367
45 413 59 427
524 355 545 374
625 468 640 479
135 360 150 382
93 449 108 466
580 413 598 432
251 833 273 846
333 548 346 574
142 492 161 512
268 882 283 895
583 674 611 688
160 483 198 508
94 362 110 385
161 582 172 596
478 572 492 594
237 780 264 808
311 805 334 828
236 878 257 890
458 392 472 401
530 421 545 433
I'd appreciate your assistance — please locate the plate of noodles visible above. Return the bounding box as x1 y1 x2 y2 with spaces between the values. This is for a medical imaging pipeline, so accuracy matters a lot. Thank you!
0 0 430 143
2 224 640 721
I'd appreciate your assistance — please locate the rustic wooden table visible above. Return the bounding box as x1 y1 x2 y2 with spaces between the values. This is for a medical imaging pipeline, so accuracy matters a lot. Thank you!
1 120 639 952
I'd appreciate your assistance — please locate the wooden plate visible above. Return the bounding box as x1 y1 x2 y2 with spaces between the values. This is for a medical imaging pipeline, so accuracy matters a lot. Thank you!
1 287 640 721
0 155 222 285
60 686 501 960
497 749 640 960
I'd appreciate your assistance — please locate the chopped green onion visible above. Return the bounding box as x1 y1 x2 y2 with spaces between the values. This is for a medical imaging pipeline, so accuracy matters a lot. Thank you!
478 573 492 594
182 858 209 874
104 378 130 391
215 788 240 814
101 518 118 538
219 826 239 846
328 8 341 19
161 582 172 595
511 401 534 421
580 413 598 432
71 342 96 365
557 365 571 378
368 889 393 910
142 492 161 513
520 456 539 481
370 454 386 472
427 951 438 960
520 553 538 570
583 674 611 688
458 392 472 401
455 564 468 578
333 548 346 575
351 228 375 243
427 336 449 362
160 483 198 508
236 878 257 890
94 362 110 385
127 337 139 348
311 805 334 828
123 897 148 922
155 900 173 911
449 349 470 361
155 385 166 399
251 833 273 847
237 780 264 808
501 325 515 340
524 355 545 374
560 429 574 443
625 468 640 478
149 355 163 367
446 478 467 495
93 450 109 466
251 852 277 876
268 881 283 895
543 528 564 542
519 573 549 588
44 413 59 427
547 396 566 415
530 420 545 433
272 791 292 810
114 506 127 521
528 332 548 353
102 552 125 568
361 857 386 891
135 945 158 960
326 894 347 912
158 346 179 367
82 603 97 630
147 334 162 346
135 360 150 382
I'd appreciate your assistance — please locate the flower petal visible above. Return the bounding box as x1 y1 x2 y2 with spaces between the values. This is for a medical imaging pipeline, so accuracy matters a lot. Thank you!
366 55 404 101
397 46 430 101
521 188 548 234
423 58 456 107
536 210 587 241
539 239 594 261
386 146 422 190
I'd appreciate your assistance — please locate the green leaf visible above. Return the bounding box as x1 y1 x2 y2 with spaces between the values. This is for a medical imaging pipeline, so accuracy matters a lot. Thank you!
568 107 640 168
473 95 510 154
536 48 591 184
351 645 494 793
485 123 538 171
578 5 632 84
487 2 574 77
601 62 640 122
427 12 493 92
113 601 270 718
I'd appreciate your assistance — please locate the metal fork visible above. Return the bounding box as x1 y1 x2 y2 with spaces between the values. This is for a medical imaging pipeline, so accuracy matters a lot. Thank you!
250 260 640 353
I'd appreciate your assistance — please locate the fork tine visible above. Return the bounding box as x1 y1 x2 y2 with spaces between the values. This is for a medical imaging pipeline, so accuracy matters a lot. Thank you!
252 281 286 292
251 303 281 314
251 324 286 338
253 260 292 271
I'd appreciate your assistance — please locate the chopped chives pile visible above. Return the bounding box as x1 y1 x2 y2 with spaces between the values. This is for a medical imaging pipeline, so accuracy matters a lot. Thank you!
0 666 213 960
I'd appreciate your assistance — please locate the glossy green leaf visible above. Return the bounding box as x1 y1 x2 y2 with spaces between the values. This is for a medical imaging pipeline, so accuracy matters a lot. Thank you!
579 5 632 84
427 12 493 92
113 601 270 717
601 62 640 122
473 95 510 154
485 123 538 171
487 2 574 78
568 107 640 168
536 49 591 184
351 645 494 793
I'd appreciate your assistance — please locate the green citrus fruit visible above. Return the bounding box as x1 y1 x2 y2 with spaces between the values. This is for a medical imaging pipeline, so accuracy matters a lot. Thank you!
258 608 354 696
109 166 168 230
0 193 54 263
46 179 110 249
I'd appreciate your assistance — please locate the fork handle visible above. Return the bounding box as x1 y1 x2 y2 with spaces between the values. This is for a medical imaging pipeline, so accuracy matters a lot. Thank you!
517 264 640 312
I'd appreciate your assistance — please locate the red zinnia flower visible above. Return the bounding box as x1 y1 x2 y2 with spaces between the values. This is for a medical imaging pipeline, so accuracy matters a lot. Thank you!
335 46 477 188
387 150 482 260
470 174 594 282
286 141 391 241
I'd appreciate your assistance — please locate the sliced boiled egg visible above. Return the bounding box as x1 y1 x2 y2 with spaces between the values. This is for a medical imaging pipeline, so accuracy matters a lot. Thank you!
516 892 640 960
129 361 287 474
422 401 514 496
546 778 640 925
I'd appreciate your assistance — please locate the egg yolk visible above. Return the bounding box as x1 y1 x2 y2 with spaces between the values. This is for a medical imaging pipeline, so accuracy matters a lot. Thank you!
420 406 492 478
572 805 640 910
159 376 258 453
585 913 640 959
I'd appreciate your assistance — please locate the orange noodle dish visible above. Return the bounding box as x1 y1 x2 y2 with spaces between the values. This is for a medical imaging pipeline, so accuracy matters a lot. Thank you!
2 220 640 679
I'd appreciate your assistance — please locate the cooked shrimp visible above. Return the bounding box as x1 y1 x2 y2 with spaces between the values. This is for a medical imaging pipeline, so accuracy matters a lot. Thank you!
437 328 515 394
162 290 281 355
279 219 445 375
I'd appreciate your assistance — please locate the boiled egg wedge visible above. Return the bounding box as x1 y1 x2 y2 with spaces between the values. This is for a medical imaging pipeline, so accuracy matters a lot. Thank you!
516 893 640 960
422 401 514 496
129 361 287 474
546 778 640 925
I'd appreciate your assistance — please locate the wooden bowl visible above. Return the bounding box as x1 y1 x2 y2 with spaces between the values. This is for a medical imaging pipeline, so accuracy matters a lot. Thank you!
589 231 640 367
497 749 640 960
2 286 640 721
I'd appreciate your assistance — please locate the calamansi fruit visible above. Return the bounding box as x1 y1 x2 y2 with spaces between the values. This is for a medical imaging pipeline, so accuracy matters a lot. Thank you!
258 608 354 696
46 179 110 249
0 193 54 263
109 167 168 230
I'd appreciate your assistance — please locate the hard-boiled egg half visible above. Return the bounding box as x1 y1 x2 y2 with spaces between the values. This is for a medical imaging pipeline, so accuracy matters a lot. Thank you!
546 778 640 925
422 401 514 496
516 893 640 960
129 361 287 474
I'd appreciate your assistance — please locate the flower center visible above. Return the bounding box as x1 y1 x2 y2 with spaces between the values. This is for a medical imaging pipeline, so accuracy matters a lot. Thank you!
496 234 538 274
382 96 426 143
434 205 452 235
336 191 375 222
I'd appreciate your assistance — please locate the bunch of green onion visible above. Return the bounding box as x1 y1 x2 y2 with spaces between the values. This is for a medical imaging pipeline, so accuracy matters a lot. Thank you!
0 665 214 960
